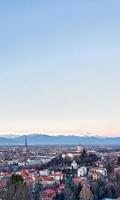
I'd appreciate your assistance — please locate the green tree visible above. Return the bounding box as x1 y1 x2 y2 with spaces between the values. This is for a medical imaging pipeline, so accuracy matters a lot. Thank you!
79 185 93 200
10 174 24 185
70 194 77 200
1 174 32 200
71 184 82 200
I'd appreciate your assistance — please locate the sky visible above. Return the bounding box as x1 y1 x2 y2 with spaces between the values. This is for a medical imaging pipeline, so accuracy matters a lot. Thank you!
0 0 120 137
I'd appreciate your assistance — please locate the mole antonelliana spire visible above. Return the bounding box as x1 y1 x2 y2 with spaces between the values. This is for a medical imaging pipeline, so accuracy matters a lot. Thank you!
23 135 28 153
25 135 28 152
25 135 27 150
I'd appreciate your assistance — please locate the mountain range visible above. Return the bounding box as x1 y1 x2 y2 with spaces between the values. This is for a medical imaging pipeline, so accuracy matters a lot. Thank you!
0 134 119 145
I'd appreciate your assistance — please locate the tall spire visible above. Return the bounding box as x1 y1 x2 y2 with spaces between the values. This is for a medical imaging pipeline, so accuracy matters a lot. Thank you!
24 135 28 166
25 135 27 147
25 135 28 152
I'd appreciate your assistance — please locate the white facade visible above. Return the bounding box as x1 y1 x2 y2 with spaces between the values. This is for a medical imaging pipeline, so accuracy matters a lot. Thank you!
71 161 78 169
67 153 74 158
26 159 42 166
95 168 107 177
77 145 83 152
41 158 52 164
51 172 63 181
62 154 66 159
39 169 50 176
90 167 107 177
77 166 87 177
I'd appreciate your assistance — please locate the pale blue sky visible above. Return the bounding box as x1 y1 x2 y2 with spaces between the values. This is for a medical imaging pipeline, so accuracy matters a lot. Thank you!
0 1 120 136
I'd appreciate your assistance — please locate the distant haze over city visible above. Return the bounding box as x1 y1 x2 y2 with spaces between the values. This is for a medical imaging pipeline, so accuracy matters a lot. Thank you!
0 1 120 137
0 133 120 145
0 132 119 139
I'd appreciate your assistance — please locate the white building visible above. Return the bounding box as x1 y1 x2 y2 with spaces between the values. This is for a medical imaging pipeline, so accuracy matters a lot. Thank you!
71 161 78 170
39 169 50 176
90 167 107 177
26 158 42 166
51 172 63 181
96 168 107 177
77 144 83 152
41 157 53 164
77 166 87 177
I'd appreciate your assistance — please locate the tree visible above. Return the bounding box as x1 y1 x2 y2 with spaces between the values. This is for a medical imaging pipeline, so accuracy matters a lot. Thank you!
117 157 120 165
64 176 73 200
32 182 43 200
55 192 64 200
116 173 120 186
10 173 24 185
81 149 87 158
71 183 82 200
70 194 77 200
90 180 106 200
106 163 113 178
0 174 32 200
14 184 32 200
79 185 93 200
105 183 116 199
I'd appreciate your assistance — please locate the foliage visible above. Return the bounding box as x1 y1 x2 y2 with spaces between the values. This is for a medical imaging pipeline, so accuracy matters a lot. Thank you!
0 174 32 200
10 173 24 185
79 185 93 200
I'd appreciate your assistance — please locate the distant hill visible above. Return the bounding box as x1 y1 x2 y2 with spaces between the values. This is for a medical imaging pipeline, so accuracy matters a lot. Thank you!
0 134 120 145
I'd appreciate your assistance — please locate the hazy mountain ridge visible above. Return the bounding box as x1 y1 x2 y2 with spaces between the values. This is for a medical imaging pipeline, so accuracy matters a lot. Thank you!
0 134 119 145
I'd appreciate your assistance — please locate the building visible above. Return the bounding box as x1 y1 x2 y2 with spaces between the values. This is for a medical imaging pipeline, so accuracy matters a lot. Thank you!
40 189 56 200
90 167 107 177
77 144 83 152
23 135 28 153
26 158 42 166
72 177 86 185
77 166 87 177
40 169 50 176
71 160 78 170
92 171 101 181
52 171 63 181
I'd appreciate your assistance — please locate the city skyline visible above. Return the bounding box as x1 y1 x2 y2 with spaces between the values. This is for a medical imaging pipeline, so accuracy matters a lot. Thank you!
0 1 120 136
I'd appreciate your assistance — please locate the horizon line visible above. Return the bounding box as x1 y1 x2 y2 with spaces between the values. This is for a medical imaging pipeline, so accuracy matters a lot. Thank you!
0 132 118 138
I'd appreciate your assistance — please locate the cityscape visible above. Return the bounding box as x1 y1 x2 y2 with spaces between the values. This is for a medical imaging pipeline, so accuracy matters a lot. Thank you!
0 0 120 200
0 135 119 199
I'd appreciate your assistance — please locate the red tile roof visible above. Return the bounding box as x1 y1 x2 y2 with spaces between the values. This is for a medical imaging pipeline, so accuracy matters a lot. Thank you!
72 178 83 184
41 189 56 199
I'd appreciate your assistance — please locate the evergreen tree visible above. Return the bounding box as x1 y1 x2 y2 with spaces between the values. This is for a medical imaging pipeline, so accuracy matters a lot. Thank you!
1 174 32 200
